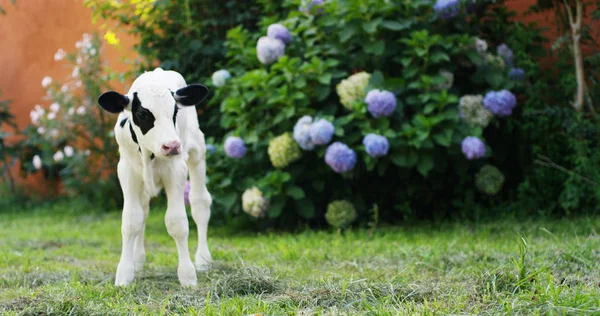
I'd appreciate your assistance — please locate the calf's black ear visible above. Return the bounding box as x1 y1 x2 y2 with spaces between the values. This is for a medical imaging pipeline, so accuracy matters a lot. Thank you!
98 91 130 113
174 84 209 106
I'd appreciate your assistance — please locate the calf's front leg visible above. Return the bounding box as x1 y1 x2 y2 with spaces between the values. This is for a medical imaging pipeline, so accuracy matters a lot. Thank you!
164 163 197 287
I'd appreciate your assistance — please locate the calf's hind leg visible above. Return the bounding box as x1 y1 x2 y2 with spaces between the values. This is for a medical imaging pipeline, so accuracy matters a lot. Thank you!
187 146 213 271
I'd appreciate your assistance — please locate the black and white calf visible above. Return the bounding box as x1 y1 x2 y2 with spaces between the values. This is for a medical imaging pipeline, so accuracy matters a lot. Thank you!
98 68 212 287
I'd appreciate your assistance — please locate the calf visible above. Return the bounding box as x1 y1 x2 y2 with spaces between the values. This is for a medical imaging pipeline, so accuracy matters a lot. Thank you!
98 68 212 287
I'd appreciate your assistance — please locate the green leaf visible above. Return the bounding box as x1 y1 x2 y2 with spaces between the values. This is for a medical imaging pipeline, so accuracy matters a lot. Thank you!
363 18 381 34
390 148 418 167
381 20 412 31
339 23 357 43
268 197 285 218
294 199 316 219
432 129 453 147
287 186 306 200
318 73 332 85
417 152 434 176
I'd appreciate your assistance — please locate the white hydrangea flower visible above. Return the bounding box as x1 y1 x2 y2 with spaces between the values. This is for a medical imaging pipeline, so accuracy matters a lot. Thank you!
32 155 42 170
63 146 74 157
53 151 64 162
242 187 269 218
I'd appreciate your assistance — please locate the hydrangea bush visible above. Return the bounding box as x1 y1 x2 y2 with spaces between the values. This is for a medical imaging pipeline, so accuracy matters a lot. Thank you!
201 0 527 227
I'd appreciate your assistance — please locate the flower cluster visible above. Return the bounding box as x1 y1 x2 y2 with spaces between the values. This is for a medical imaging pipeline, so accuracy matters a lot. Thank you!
242 187 269 218
336 72 371 110
485 53 505 69
224 136 247 158
325 142 357 173
509 68 525 80
483 90 517 117
365 89 397 118
363 134 389 158
437 70 454 90
211 69 231 87
293 116 334 150
458 95 493 128
475 165 505 195
257 23 291 65
268 133 302 168
299 0 324 14
461 136 486 160
434 0 460 20
496 43 513 67
325 200 357 228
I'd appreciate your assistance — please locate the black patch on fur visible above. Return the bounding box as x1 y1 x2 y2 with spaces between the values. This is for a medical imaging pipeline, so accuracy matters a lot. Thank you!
131 92 155 135
119 117 128 128
129 122 138 144
150 153 155 160
98 91 129 113
172 103 178 126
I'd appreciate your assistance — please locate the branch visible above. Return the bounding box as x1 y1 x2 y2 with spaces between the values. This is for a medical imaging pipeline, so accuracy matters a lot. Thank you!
534 154 600 187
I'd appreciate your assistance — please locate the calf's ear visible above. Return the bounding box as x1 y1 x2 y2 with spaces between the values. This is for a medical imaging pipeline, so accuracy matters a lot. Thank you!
98 91 130 113
174 84 209 106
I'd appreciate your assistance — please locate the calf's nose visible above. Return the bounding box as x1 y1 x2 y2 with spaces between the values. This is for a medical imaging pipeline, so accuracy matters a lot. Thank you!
161 141 181 155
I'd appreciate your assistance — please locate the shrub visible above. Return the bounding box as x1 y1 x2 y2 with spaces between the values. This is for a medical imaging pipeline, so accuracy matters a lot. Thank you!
19 33 125 208
202 0 530 227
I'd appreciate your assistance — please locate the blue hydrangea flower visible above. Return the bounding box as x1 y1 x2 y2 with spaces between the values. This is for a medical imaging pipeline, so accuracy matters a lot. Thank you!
461 136 486 160
309 119 334 145
365 90 397 118
224 136 246 158
434 0 460 20
325 142 357 173
483 90 517 117
211 69 231 87
257 36 285 65
299 0 324 14
509 68 525 80
206 144 215 154
497 43 514 67
293 116 315 150
267 24 292 45
363 134 389 158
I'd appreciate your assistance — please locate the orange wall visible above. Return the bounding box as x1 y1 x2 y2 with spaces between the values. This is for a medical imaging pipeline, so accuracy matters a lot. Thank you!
0 0 136 196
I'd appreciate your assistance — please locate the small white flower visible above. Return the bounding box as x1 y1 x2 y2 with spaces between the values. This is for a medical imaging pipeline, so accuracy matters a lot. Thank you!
68 107 75 115
47 112 56 120
37 127 45 134
63 146 74 157
41 76 52 88
32 155 42 170
53 151 64 162
89 48 96 56
75 80 82 87
72 67 79 78
50 102 60 112
76 56 83 64
76 106 86 115
61 84 69 93
30 110 40 124
84 149 91 156
75 41 83 49
54 49 66 61
49 129 59 138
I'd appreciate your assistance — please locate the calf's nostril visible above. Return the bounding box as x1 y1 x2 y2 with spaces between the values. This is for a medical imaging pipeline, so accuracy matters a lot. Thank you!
162 144 171 151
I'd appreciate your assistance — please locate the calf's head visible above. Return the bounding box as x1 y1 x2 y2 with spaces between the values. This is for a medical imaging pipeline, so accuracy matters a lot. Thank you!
98 83 208 158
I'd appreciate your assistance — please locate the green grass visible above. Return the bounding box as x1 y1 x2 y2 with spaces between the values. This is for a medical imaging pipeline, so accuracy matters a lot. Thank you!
1 203 599 315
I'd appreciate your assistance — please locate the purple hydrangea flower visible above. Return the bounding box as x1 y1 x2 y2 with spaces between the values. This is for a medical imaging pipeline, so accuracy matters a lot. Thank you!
365 90 397 118
309 119 334 145
300 0 324 14
184 180 191 207
497 43 514 67
293 116 315 150
224 136 247 158
508 68 525 80
325 142 357 173
257 36 285 65
267 24 292 45
461 136 486 160
483 90 517 117
363 134 389 158
206 144 215 154
434 0 460 20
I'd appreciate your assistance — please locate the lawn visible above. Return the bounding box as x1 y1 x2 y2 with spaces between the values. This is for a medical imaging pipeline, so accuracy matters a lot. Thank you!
1 203 599 315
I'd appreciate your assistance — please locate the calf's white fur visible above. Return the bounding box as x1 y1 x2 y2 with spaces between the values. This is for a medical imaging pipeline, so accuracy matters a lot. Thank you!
98 68 212 287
